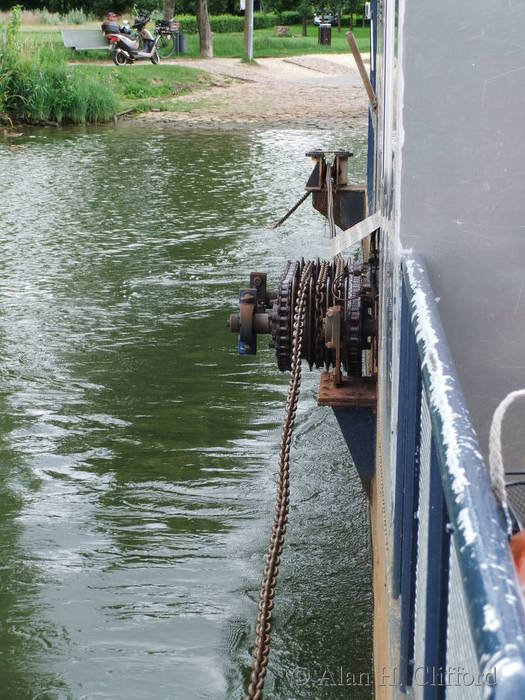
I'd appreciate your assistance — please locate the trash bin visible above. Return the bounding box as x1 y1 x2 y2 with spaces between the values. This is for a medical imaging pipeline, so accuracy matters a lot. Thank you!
176 32 188 55
318 23 331 46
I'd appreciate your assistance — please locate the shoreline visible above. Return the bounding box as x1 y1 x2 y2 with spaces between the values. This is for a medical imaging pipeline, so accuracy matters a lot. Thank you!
118 54 369 129
2 54 369 132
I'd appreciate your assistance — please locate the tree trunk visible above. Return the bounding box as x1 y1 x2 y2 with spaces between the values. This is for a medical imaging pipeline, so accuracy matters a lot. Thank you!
302 17 307 37
337 13 341 32
196 0 213 58
163 0 175 21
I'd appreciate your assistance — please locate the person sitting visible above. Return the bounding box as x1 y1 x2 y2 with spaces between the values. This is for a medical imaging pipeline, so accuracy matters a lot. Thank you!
101 11 119 34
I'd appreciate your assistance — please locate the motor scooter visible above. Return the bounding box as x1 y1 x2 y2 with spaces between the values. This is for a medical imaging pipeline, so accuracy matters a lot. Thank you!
103 14 160 66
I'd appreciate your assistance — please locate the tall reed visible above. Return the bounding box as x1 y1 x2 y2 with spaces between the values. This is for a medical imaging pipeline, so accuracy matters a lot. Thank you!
0 6 117 125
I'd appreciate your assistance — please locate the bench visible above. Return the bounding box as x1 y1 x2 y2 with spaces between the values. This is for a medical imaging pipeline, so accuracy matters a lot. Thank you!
61 29 110 57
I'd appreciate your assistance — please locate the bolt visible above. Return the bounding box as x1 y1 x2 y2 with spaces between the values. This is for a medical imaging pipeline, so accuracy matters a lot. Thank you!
229 314 240 333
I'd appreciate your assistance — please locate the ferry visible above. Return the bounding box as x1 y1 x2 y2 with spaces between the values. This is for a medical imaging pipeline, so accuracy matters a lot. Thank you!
228 1 525 697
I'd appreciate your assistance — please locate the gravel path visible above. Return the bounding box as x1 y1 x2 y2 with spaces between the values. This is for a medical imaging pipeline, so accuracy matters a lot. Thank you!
126 53 369 128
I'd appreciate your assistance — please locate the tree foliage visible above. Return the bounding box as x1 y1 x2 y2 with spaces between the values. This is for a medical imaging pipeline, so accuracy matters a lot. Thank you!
0 0 365 21
0 0 241 14
263 0 297 24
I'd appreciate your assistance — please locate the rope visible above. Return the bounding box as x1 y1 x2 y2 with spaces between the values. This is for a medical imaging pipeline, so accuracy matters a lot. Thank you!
489 389 525 536
246 261 314 700
489 389 525 504
325 163 336 238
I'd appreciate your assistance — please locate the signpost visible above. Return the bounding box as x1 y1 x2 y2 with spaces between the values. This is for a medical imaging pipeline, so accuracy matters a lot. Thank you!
243 0 254 62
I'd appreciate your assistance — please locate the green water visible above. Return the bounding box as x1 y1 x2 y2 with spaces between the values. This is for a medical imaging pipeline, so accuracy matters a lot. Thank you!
0 125 372 699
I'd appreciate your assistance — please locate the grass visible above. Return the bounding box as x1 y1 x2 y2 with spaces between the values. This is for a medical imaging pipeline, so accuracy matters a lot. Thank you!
1 54 119 125
74 64 211 113
0 9 209 125
18 22 370 61
188 24 370 59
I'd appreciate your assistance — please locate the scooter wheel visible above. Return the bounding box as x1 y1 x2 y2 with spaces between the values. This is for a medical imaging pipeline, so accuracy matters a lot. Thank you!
113 51 128 67
150 50 160 65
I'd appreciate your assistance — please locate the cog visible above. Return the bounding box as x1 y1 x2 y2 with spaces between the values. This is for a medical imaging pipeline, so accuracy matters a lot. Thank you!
271 260 300 371
343 263 364 377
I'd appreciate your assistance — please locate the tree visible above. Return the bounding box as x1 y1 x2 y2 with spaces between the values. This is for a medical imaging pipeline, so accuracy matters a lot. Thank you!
298 0 311 37
264 0 296 25
196 0 213 58
325 0 343 31
163 0 175 20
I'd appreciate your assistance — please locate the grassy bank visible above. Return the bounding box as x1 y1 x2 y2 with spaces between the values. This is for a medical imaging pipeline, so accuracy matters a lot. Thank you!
1 6 367 126
0 7 115 124
0 8 210 125
75 64 211 114
1 59 210 124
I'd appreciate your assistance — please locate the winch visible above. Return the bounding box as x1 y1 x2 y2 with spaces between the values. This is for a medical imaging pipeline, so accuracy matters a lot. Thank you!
228 254 378 404
228 150 379 408
229 151 379 700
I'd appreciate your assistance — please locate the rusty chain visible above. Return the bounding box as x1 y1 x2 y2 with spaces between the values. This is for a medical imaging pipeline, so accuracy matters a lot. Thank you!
325 162 336 238
246 261 314 700
315 260 329 367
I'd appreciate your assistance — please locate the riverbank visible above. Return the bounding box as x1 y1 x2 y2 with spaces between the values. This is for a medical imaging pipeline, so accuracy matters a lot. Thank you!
1 6 368 128
120 54 369 129
1 50 368 130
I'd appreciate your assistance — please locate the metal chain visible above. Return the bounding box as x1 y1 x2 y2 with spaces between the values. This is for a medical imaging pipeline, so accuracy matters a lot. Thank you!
315 260 329 366
326 162 336 238
246 261 314 700
333 254 346 304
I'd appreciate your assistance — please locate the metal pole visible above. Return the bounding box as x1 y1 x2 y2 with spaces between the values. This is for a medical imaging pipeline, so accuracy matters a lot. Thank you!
244 0 254 61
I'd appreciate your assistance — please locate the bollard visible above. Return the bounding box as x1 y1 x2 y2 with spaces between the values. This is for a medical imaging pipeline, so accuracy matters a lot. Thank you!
318 23 331 46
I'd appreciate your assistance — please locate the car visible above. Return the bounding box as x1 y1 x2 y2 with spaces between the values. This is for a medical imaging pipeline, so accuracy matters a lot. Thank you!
313 12 338 26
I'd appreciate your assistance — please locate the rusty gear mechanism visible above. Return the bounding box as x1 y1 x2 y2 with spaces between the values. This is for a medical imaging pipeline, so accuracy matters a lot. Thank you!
229 257 378 379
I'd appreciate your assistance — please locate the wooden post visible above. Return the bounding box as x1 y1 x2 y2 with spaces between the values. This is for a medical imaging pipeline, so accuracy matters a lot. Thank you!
346 31 376 110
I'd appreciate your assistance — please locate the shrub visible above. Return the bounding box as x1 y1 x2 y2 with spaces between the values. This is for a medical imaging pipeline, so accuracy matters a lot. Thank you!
0 8 117 124
40 8 61 24
280 10 301 24
63 7 87 24
175 12 302 35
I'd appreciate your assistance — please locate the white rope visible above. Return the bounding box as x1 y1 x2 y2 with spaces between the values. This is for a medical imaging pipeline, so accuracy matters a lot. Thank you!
330 212 381 257
325 163 336 239
489 389 525 504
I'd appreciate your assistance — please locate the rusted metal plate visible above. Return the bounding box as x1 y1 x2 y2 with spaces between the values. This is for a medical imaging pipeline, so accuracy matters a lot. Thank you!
317 372 377 408
312 188 367 231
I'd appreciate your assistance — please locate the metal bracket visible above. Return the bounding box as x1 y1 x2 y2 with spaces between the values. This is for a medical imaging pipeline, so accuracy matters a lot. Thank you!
238 288 257 355
317 372 377 408
325 305 343 385
249 272 268 309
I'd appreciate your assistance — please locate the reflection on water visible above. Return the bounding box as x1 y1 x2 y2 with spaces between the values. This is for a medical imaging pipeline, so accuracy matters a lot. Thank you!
0 125 372 699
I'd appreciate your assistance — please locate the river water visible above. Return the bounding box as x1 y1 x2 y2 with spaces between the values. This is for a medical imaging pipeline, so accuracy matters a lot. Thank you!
0 125 372 700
